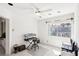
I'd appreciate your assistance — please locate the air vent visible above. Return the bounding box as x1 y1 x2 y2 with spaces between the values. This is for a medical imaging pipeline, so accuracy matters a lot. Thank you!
8 3 13 6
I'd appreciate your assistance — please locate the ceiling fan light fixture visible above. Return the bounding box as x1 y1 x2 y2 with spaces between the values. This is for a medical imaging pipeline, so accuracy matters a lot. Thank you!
57 11 61 13
48 13 52 15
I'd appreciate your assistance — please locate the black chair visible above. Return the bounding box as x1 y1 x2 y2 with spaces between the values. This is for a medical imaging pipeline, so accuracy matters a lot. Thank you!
62 42 75 53
24 38 33 49
74 44 78 56
31 37 40 51
24 37 40 51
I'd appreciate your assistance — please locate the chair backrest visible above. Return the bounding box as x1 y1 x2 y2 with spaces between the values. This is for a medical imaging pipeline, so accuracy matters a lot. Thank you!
72 42 75 51
24 33 36 39
32 37 40 44
70 39 73 45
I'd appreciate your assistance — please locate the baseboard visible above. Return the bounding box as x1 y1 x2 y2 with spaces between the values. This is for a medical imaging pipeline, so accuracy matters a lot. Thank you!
40 42 61 49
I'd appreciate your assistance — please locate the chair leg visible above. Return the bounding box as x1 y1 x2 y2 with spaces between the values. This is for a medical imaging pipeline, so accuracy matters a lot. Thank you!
27 42 32 49
34 46 36 51
30 43 39 51
31 44 33 49
36 45 39 49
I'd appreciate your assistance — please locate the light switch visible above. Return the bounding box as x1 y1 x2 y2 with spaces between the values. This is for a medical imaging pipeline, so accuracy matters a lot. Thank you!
12 29 14 31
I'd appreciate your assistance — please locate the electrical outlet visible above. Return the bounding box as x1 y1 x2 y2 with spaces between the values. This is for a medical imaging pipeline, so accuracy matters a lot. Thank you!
12 29 14 31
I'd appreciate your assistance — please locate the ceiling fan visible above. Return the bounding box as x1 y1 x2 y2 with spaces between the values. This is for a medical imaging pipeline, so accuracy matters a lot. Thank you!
30 4 52 13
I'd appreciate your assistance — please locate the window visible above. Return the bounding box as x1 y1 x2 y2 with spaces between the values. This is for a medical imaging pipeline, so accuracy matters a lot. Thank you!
49 23 71 38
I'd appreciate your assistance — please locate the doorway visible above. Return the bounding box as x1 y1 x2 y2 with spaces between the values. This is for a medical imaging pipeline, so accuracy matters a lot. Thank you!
0 17 10 56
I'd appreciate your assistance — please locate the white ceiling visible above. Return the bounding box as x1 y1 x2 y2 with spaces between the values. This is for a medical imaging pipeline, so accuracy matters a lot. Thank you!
34 3 77 10
0 3 78 19
11 3 77 11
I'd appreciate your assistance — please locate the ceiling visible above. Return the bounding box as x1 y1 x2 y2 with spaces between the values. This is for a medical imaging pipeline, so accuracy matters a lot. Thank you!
0 3 78 19
8 3 77 11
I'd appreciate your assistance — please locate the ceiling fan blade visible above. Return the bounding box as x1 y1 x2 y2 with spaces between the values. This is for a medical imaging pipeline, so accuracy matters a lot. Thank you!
39 9 52 13
29 3 40 13
30 4 52 13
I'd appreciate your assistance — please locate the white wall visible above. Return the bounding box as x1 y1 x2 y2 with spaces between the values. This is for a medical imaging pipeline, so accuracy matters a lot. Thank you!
74 4 79 46
10 9 38 45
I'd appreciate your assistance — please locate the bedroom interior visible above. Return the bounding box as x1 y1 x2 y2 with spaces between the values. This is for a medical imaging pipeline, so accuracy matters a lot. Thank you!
0 3 79 56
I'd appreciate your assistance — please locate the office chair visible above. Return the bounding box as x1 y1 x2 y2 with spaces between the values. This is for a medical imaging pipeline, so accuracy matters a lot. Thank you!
31 37 40 51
